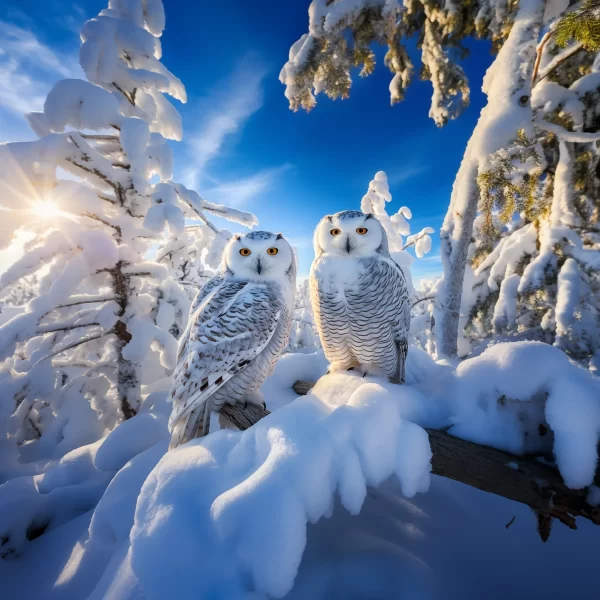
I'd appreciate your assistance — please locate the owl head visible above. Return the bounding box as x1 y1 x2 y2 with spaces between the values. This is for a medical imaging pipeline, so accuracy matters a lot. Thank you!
223 231 296 284
314 210 389 258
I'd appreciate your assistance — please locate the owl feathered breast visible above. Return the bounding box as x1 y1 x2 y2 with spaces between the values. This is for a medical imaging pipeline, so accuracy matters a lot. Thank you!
310 255 410 380
168 276 290 447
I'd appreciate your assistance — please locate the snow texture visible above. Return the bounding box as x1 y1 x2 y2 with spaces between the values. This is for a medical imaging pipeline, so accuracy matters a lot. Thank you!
131 370 433 599
1 343 600 598
450 342 600 489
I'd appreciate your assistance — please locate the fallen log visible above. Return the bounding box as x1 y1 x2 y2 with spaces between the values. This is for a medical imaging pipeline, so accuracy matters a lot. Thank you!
220 381 600 536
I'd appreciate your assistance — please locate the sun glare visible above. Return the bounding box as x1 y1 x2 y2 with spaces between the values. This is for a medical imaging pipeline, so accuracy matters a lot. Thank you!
32 201 62 219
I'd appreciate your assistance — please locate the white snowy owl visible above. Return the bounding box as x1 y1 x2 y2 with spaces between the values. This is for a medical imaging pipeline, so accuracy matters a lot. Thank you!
168 231 296 449
310 210 410 382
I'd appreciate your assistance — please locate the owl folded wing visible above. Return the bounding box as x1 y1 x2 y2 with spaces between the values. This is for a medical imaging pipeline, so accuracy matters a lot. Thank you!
168 281 281 430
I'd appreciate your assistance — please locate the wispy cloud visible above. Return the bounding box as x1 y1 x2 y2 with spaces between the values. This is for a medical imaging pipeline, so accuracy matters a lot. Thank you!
181 55 289 213
386 164 431 186
187 55 268 180
0 19 81 117
204 164 291 208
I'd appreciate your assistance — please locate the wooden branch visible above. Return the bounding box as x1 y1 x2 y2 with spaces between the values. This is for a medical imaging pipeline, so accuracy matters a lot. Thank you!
220 381 600 534
55 296 117 309
80 134 120 141
36 322 102 335
220 403 271 431
535 41 584 85
411 295 435 308
532 31 552 86
32 331 112 366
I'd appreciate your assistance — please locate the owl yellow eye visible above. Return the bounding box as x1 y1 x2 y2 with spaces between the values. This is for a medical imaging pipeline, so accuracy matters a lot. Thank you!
356 227 368 235
330 228 341 236
239 248 252 256
266 247 278 255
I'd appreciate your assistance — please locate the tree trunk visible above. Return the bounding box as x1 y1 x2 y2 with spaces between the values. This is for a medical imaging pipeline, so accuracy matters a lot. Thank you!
111 261 139 419
436 0 547 357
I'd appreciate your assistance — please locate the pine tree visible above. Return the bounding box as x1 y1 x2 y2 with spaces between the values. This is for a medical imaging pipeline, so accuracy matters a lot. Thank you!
0 0 256 461
466 4 600 367
281 0 571 357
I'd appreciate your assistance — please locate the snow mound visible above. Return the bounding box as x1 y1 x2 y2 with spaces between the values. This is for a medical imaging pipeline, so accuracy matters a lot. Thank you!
450 341 600 489
130 371 432 599
0 409 169 559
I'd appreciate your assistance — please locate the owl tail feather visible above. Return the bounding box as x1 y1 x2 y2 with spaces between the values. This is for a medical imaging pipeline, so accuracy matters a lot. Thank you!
395 340 408 384
169 400 212 450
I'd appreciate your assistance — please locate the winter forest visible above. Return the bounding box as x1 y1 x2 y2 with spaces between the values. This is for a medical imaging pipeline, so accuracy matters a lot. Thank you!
1 0 600 598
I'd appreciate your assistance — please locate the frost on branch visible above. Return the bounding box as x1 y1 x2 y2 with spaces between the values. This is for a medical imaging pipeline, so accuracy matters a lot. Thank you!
0 0 256 478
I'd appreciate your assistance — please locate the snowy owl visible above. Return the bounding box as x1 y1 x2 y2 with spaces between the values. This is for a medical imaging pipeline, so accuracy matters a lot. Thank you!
310 210 410 382
168 231 296 449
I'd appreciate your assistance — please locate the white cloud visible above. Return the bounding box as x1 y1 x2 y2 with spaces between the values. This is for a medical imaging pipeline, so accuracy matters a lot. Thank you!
180 56 289 210
386 164 430 186
187 55 268 180
204 164 291 208
0 20 81 118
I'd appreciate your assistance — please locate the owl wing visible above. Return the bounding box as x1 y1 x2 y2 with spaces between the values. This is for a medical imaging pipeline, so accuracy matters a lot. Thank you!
188 274 225 316
168 279 282 432
386 258 410 339
385 258 410 382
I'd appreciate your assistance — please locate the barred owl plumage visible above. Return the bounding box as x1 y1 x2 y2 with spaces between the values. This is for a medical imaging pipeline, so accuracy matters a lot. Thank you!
310 210 410 382
168 231 296 449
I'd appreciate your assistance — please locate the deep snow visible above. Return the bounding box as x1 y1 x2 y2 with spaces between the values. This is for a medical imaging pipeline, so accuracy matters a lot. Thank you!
1 342 599 599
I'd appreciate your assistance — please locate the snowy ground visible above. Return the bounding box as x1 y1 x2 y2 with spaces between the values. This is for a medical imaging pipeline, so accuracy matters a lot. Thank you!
1 343 599 599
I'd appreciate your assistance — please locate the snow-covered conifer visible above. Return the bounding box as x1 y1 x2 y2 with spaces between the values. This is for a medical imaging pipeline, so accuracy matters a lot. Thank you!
467 7 600 366
0 0 256 462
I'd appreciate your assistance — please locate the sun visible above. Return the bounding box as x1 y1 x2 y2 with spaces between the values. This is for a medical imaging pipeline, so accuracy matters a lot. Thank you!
32 201 62 219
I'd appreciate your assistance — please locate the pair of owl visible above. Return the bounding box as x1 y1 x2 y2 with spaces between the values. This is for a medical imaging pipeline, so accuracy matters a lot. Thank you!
168 210 410 449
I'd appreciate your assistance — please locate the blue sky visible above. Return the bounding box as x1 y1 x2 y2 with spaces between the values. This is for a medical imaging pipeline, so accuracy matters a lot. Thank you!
0 0 494 281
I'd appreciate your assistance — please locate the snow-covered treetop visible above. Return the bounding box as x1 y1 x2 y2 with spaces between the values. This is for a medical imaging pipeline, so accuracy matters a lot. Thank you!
361 170 434 258
280 0 531 125
1 0 256 252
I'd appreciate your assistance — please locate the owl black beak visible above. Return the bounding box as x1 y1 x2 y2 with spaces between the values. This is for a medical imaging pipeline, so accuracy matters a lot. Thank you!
345 235 351 254
256 258 262 275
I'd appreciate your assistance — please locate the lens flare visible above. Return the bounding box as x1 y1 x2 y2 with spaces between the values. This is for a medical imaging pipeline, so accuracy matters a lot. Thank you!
32 201 62 219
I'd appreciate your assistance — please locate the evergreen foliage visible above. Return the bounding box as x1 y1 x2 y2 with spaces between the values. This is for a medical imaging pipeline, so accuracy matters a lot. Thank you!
467 8 600 366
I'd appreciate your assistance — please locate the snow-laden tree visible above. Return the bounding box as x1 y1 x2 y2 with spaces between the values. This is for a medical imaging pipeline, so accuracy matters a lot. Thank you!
466 3 600 367
360 170 434 296
281 0 579 357
0 0 256 462
288 279 321 352
410 276 439 354
156 197 257 301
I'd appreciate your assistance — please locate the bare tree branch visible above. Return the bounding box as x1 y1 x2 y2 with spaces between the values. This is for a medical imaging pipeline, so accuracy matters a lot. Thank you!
532 31 553 85
535 41 584 85
32 331 113 366
36 322 102 335
411 295 435 308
